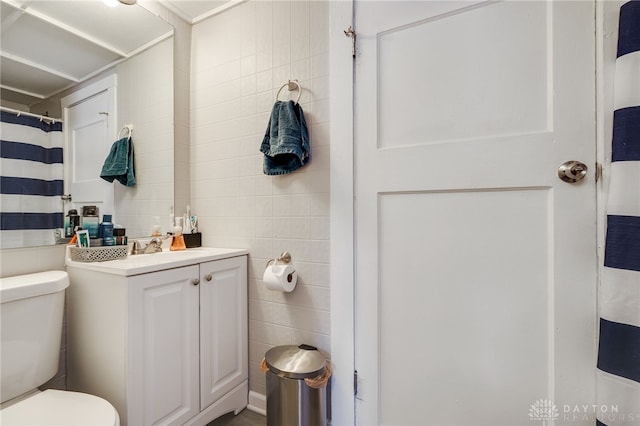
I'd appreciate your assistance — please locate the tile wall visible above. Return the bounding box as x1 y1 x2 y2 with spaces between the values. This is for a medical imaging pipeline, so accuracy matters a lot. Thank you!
190 0 330 396
115 37 175 238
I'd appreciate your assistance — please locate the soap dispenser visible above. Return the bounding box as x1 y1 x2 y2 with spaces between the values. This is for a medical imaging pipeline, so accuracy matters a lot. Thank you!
170 220 186 251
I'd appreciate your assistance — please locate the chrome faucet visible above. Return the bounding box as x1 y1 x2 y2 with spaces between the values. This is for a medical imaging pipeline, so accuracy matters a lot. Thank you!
130 237 165 255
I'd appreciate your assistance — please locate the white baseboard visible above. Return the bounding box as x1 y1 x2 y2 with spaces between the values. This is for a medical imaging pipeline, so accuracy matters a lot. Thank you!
247 391 266 416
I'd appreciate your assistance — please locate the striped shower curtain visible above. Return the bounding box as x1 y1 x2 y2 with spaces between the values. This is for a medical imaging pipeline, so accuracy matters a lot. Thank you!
0 112 64 249
596 1 640 425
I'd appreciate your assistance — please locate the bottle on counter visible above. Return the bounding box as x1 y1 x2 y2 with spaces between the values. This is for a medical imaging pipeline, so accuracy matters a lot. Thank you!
100 214 115 246
65 209 80 238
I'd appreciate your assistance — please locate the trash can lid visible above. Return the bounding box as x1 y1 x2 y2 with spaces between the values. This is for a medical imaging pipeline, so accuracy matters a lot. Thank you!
265 344 326 379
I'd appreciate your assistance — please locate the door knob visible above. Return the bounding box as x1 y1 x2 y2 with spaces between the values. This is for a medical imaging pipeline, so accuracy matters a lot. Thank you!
204 274 212 282
558 161 588 183
192 278 200 286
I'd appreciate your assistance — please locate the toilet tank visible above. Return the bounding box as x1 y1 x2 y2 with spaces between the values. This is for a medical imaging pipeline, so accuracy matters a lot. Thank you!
0 271 69 404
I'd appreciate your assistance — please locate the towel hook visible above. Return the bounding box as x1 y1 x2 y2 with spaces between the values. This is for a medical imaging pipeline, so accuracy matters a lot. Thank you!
276 80 302 104
119 124 133 139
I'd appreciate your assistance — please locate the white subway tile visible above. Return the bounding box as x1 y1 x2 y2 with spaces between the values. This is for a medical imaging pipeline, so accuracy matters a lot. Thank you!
255 218 273 238
256 49 273 73
290 261 311 285
291 0 310 33
255 175 273 196
273 218 291 239
291 194 311 216
241 55 256 77
249 299 274 322
190 1 331 391
308 122 330 147
255 196 273 217
237 176 256 197
311 263 330 288
289 239 310 262
309 240 329 264
291 36 310 63
272 175 291 195
309 145 329 171
272 78 295 103
272 239 293 258
254 238 274 259
290 217 310 240
309 75 330 101
272 195 291 217
250 341 273 364
240 75 257 97
257 70 274 95
250 276 275 302
249 320 292 346
310 217 329 240
310 0 329 56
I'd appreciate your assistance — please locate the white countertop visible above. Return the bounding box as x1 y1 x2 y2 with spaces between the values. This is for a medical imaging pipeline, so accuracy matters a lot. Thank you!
65 247 248 276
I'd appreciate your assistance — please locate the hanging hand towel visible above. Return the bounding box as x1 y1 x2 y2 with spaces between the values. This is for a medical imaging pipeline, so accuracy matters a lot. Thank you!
260 100 310 175
100 136 136 186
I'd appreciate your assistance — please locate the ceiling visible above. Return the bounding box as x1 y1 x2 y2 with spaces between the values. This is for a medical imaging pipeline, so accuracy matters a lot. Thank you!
160 0 236 24
0 0 233 108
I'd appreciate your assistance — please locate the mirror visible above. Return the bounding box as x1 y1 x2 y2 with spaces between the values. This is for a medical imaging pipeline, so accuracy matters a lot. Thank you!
0 0 175 248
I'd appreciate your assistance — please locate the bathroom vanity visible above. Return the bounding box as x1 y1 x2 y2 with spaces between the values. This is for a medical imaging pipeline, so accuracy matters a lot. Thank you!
65 248 248 426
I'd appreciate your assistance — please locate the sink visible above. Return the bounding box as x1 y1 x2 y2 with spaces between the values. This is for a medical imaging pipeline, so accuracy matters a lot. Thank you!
65 247 248 276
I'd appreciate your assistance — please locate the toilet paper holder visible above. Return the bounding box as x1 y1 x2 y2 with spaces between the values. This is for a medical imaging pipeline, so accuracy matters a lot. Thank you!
266 251 292 268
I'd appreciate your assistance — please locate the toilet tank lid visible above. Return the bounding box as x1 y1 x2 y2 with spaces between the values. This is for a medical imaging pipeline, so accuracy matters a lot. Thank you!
0 271 69 303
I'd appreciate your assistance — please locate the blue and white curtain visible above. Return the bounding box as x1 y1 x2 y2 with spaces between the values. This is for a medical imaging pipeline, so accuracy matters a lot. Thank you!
596 1 640 425
0 112 63 249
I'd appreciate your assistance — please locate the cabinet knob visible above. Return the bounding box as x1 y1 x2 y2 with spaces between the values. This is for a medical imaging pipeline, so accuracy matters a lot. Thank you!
205 274 213 282
191 278 200 286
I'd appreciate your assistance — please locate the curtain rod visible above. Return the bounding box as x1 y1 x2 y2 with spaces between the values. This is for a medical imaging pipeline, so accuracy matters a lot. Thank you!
0 106 61 124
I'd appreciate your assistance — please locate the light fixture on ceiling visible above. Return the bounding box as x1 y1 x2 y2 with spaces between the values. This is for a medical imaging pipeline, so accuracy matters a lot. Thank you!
103 0 136 6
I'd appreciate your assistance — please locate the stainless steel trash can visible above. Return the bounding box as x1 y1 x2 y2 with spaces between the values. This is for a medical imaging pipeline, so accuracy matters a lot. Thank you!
264 344 331 426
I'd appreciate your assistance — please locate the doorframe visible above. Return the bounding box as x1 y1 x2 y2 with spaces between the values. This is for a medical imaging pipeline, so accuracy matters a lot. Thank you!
329 1 355 425
329 1 610 425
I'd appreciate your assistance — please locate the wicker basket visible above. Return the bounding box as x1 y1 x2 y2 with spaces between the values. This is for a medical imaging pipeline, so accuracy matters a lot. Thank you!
69 246 128 262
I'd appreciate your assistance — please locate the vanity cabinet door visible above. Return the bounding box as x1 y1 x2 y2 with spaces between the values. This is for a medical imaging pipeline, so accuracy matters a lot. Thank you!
129 265 200 425
199 256 248 410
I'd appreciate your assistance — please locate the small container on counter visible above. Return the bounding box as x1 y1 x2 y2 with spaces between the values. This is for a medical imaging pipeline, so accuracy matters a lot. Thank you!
65 209 80 237
113 227 127 246
81 206 100 238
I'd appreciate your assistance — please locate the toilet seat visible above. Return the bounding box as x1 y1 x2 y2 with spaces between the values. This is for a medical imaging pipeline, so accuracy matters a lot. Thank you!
1 389 119 425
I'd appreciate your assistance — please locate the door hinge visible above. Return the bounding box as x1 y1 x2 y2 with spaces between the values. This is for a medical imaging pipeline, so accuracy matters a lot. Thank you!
354 370 358 396
344 26 356 58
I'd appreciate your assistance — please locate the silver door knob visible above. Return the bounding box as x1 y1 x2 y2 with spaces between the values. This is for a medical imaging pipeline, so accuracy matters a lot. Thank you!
204 274 212 281
558 161 588 183
192 278 200 286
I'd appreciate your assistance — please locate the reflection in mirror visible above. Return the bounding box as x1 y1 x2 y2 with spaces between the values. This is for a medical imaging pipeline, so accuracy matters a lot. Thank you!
0 0 174 248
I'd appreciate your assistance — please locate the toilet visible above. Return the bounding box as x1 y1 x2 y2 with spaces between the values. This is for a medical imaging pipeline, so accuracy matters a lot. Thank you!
0 271 119 425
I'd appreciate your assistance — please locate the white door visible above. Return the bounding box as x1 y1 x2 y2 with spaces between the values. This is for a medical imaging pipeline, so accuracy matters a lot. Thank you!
129 265 200 425
354 1 597 425
62 76 116 218
200 256 248 409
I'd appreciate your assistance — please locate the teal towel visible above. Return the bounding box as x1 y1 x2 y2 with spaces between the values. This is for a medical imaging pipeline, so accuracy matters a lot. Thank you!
100 136 135 186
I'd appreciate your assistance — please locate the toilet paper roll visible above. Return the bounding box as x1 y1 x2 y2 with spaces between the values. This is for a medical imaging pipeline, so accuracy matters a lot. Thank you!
263 264 297 292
